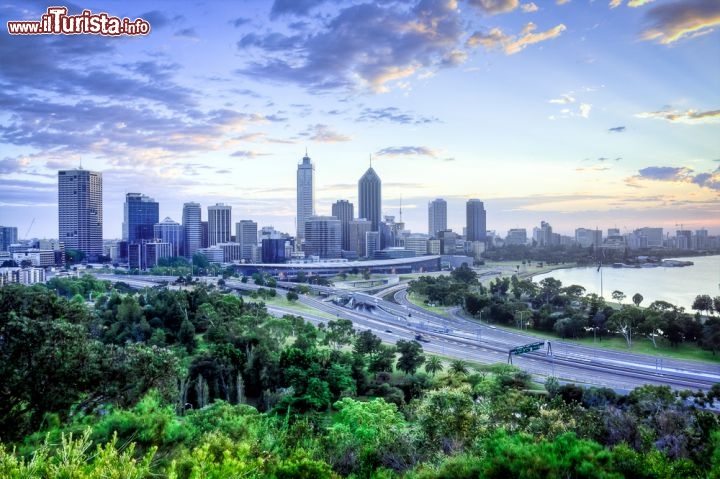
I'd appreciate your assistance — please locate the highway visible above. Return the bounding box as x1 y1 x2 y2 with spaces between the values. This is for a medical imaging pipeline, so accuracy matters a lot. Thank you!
94 273 720 392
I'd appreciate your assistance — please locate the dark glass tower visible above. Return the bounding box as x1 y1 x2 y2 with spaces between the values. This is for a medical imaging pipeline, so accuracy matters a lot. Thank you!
123 193 159 244
466 199 487 242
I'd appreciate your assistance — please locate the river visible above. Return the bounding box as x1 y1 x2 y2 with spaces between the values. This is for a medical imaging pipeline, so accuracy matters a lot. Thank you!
533 255 720 311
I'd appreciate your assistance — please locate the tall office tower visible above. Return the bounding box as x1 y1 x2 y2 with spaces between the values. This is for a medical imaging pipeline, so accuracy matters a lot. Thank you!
349 219 372 258
296 152 315 245
182 202 202 258
207 204 232 246
154 217 184 257
201 221 209 248
123 193 159 245
358 165 381 231
466 199 487 242
0 226 18 251
58 168 103 260
428 198 447 238
236 220 258 262
331 200 354 251
304 216 341 259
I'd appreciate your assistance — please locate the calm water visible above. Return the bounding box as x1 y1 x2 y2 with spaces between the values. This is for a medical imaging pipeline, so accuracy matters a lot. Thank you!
533 255 720 311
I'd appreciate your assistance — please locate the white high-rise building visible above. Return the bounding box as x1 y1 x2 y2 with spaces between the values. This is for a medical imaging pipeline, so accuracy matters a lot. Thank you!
236 220 258 262
58 168 103 260
296 152 315 245
207 204 232 246
428 198 447 238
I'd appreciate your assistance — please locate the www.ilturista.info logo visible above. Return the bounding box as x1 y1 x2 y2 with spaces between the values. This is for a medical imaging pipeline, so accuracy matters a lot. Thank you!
7 7 150 36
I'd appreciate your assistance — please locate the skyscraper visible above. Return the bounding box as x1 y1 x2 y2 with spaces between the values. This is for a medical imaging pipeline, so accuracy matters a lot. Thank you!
236 220 258 262
207 203 231 246
304 216 341 259
182 202 202 258
466 199 487 242
331 200 354 252
0 226 18 252
296 152 315 245
428 198 447 238
123 193 159 244
154 217 184 257
358 165 381 231
58 168 103 260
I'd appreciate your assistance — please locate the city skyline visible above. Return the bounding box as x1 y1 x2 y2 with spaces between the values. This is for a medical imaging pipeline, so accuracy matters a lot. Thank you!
1 1 718 239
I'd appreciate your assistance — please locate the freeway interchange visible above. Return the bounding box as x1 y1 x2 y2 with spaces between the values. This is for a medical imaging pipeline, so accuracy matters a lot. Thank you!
96 273 720 393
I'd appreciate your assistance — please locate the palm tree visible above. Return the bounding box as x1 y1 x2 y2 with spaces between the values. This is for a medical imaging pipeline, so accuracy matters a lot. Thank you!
449 359 468 376
425 356 444 377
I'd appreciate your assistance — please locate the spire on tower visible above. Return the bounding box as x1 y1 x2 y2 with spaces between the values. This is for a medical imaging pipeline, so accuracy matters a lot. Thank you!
399 194 403 222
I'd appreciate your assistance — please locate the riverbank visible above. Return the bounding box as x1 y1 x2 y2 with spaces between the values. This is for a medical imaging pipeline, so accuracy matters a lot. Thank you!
479 260 577 282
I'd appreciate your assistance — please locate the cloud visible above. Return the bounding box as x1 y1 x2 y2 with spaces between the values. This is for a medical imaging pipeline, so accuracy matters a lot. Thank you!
608 126 626 132
0 157 31 175
302 124 351 142
230 17 251 28
556 0 571 4
635 108 720 124
375 146 438 158
549 93 575 104
521 3 539 13
230 150 271 159
238 1 465 92
609 0 622 8
632 166 720 191
357 107 439 124
174 28 199 40
628 0 655 6
270 0 329 18
468 22 566 54
579 103 592 118
467 0 519 15
640 0 720 44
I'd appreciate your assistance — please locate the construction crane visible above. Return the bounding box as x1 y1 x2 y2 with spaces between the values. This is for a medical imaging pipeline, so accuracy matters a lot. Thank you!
25 217 35 239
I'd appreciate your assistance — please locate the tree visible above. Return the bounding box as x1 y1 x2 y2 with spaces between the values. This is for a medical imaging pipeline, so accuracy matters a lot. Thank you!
638 310 666 348
324 318 355 350
611 290 626 303
396 339 425 375
539 277 562 304
607 306 644 348
700 317 720 355
449 359 468 376
692 294 714 316
286 290 299 301
631 293 643 307
451 262 477 284
425 356 444 377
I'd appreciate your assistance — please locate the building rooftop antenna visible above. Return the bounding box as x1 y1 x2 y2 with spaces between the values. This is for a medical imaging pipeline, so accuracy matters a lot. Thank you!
399 194 403 223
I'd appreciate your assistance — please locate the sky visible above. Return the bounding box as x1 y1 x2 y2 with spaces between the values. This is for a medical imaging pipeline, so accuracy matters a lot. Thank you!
1 0 719 241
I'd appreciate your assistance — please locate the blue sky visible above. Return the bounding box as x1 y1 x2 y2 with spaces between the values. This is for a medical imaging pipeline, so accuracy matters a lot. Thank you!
1 0 718 240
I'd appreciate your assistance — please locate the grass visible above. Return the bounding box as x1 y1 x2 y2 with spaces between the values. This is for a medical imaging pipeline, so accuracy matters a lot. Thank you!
256 295 338 321
405 294 453 317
